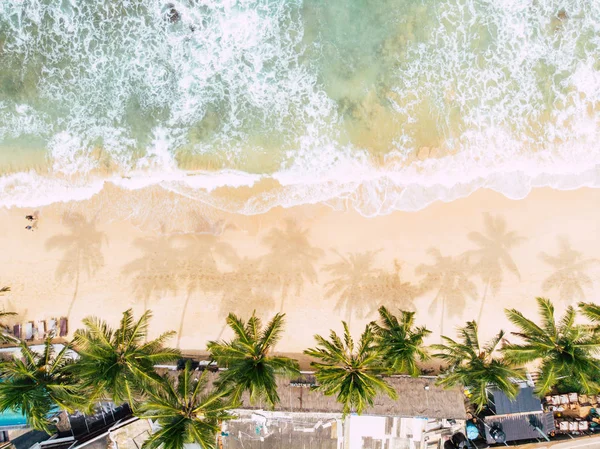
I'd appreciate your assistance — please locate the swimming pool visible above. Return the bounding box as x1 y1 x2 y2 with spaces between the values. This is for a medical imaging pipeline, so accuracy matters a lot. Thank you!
0 409 27 429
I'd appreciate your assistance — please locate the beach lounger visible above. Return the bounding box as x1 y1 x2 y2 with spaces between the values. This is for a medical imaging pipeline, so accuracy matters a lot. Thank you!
47 319 57 337
59 317 68 337
36 321 46 339
24 322 34 340
12 324 21 339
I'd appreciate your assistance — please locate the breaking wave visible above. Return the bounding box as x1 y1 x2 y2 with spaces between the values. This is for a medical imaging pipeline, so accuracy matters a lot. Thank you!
0 0 600 216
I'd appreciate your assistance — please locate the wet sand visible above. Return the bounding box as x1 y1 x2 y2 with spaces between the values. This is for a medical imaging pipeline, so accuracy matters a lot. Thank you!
0 186 598 354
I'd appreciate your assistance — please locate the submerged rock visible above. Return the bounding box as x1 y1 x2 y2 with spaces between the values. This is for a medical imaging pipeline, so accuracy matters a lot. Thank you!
164 3 181 24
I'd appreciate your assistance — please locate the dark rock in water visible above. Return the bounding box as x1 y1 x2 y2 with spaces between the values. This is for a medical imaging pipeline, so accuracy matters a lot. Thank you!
165 3 181 23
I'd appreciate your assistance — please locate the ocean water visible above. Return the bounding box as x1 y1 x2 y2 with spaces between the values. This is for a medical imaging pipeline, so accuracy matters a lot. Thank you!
1 0 600 215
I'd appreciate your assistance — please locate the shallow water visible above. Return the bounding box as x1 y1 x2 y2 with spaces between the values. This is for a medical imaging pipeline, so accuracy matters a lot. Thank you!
1 0 600 214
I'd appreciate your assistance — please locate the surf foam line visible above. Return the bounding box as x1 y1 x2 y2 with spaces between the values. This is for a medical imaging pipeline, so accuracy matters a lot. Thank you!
2 148 600 216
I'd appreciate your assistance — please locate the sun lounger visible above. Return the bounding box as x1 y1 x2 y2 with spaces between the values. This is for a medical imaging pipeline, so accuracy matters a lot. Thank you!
24 322 34 340
12 324 21 339
36 321 46 339
59 317 68 337
47 319 57 337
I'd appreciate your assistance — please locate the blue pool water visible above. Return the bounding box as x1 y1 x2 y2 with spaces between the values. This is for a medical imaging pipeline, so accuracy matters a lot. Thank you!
0 409 27 428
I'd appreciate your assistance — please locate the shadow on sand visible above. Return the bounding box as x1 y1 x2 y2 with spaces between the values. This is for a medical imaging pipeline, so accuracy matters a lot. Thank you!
462 213 524 325
260 219 324 313
539 236 599 303
46 212 108 319
416 248 477 337
324 250 421 324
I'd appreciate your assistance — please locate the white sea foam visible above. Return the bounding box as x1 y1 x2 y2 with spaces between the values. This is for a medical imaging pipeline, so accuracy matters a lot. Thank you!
1 0 600 215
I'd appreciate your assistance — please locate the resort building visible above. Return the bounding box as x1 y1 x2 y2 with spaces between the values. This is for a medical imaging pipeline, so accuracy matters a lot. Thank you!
6 375 466 449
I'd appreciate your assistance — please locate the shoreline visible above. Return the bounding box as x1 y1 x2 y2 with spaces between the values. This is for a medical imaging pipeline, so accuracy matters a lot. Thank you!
1 154 600 219
1 186 599 353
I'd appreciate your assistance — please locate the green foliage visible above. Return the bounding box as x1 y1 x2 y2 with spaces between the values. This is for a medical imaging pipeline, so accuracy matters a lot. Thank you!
433 321 524 412
0 310 18 343
72 309 180 405
373 306 430 376
305 321 397 415
504 297 600 396
137 362 235 449
579 302 600 326
207 312 299 408
0 339 88 433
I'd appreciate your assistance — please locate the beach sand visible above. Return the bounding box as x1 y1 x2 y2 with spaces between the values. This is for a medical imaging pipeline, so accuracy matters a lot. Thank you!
0 186 598 355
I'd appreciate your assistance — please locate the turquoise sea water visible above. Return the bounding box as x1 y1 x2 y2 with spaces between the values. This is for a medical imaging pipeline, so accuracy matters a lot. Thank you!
1 0 600 213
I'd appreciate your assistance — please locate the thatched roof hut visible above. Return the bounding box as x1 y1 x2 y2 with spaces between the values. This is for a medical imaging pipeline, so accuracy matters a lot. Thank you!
236 374 466 420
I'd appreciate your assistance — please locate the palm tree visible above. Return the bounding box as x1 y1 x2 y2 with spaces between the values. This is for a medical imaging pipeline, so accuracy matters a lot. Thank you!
72 309 181 405
432 321 524 412
207 312 299 407
0 291 17 341
373 306 431 376
579 302 600 326
324 250 381 323
0 311 17 343
464 213 524 324
416 248 477 337
0 339 88 433
261 220 323 312
46 213 107 318
137 361 235 449
304 321 397 415
504 297 600 395
540 237 599 303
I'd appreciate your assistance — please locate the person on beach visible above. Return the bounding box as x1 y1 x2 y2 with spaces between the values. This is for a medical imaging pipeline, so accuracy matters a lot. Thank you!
25 215 35 221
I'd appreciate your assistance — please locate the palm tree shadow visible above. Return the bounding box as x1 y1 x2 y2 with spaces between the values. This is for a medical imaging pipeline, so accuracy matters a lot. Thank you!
323 250 382 323
122 214 241 348
175 217 240 347
46 212 108 318
324 250 422 324
463 213 525 325
260 219 324 313
121 229 181 312
216 256 278 335
416 248 477 337
539 236 600 303
365 259 421 317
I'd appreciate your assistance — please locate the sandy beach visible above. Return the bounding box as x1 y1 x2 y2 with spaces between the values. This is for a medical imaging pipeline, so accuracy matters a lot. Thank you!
0 185 598 354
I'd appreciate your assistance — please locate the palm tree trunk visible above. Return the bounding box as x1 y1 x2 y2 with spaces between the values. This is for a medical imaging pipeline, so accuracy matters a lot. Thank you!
66 267 80 319
476 280 490 326
176 291 192 348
